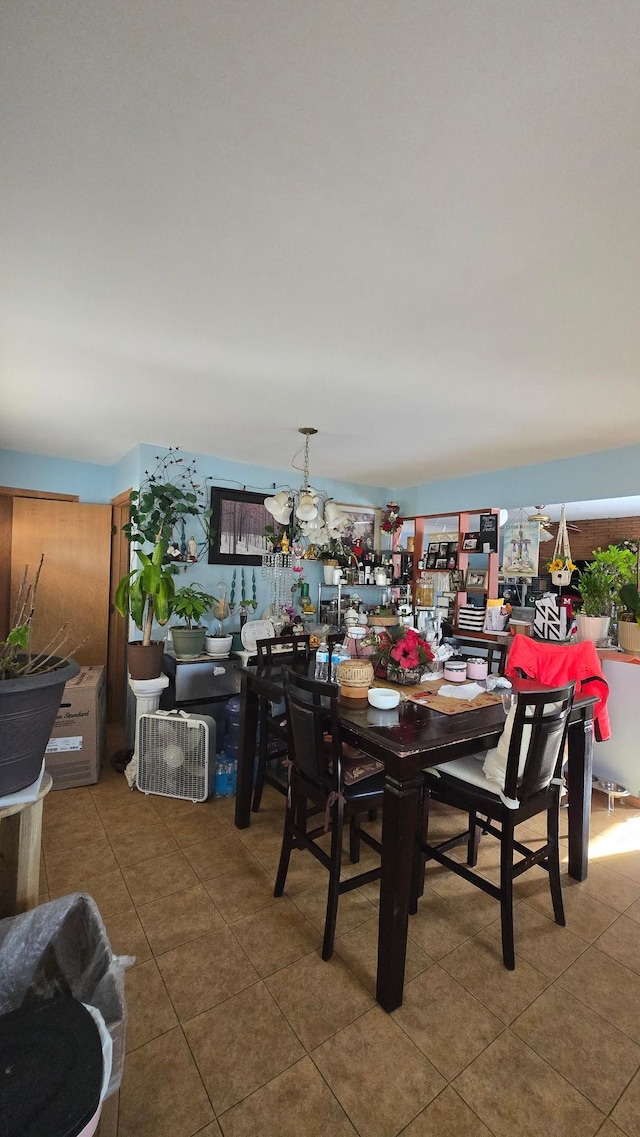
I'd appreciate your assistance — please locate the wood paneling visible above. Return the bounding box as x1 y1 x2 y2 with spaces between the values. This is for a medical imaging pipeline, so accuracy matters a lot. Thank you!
107 495 131 722
0 486 78 501
10 499 111 667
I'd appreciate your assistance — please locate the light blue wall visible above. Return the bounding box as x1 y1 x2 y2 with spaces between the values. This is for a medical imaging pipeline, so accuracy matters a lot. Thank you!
0 448 113 502
392 444 640 518
136 445 390 632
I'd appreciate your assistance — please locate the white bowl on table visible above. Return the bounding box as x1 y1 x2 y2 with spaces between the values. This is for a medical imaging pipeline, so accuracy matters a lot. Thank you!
367 688 400 710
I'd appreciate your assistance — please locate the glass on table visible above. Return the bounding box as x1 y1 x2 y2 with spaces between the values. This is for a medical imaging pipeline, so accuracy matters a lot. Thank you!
501 691 517 715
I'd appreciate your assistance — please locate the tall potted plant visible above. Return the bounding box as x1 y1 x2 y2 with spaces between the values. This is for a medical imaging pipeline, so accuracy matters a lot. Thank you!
618 582 640 653
115 450 211 679
0 559 80 795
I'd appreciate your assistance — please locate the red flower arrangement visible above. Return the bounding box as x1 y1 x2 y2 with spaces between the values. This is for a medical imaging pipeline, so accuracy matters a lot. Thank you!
381 502 401 534
371 625 434 683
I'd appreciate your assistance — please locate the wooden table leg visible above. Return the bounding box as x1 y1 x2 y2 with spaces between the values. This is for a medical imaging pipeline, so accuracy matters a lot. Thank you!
376 770 423 1012
567 707 594 882
234 673 259 829
0 796 45 916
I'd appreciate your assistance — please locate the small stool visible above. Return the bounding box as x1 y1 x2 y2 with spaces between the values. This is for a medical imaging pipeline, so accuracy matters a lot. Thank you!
0 771 52 917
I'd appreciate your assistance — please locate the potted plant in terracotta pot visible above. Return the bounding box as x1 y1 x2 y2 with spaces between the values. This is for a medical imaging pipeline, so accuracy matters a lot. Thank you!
169 583 216 659
115 450 211 678
0 558 81 795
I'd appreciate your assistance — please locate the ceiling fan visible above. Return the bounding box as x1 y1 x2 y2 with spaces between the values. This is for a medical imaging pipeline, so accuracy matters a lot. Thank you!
527 506 581 541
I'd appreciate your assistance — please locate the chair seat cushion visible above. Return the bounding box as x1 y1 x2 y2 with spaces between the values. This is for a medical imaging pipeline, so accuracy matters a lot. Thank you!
429 753 502 801
342 754 385 786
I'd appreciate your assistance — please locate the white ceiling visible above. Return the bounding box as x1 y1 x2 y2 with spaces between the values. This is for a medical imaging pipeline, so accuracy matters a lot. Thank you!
2 2 639 486
513 498 640 523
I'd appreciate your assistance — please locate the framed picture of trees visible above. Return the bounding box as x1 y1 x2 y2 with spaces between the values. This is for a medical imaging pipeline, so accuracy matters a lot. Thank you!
208 487 272 565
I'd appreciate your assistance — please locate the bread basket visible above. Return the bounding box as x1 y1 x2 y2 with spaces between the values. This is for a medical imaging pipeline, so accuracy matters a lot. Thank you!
337 658 374 699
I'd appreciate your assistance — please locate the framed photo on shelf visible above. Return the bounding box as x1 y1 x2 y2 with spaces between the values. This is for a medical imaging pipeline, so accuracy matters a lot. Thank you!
334 504 382 552
435 557 448 569
427 541 440 556
446 541 458 569
462 532 480 552
208 487 272 565
465 568 488 591
426 552 438 569
438 541 449 556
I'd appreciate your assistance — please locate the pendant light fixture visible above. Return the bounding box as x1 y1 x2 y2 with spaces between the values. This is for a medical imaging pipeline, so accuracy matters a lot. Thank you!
264 428 348 547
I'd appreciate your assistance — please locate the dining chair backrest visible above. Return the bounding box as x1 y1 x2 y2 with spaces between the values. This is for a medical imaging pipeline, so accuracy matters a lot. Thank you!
453 637 508 674
503 684 574 805
283 669 341 796
256 634 311 664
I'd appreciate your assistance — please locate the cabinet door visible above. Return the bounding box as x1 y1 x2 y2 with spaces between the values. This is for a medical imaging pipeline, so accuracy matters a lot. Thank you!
10 498 112 666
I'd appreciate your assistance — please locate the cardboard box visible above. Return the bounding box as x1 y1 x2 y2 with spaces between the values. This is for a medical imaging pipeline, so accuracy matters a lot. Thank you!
45 665 106 789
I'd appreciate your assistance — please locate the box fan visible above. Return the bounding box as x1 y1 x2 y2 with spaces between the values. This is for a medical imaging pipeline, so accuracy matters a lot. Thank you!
136 710 216 801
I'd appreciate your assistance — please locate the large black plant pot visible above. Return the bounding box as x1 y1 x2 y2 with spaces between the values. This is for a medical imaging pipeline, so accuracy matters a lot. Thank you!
0 658 81 796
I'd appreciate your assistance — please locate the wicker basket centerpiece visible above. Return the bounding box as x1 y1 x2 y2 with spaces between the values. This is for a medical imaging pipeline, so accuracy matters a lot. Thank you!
337 658 374 699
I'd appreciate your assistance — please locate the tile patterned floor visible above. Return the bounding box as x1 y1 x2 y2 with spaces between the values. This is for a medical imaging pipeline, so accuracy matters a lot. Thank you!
38 762 640 1137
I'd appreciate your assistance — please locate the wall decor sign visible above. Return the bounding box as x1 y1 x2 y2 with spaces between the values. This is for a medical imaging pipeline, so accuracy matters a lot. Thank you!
502 520 540 578
208 487 272 565
479 513 498 553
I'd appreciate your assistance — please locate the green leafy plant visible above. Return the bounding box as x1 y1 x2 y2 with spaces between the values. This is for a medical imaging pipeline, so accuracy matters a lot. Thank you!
115 543 177 645
619 583 640 627
577 545 638 619
116 449 212 646
170 583 216 630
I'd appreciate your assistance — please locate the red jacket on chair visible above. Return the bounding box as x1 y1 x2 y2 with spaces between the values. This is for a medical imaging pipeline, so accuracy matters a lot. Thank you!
505 635 611 741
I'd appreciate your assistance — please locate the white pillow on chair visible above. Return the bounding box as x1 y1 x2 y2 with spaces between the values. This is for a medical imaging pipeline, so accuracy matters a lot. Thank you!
482 701 560 792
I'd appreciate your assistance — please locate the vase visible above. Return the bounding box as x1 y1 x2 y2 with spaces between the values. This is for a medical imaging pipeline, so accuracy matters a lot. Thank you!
617 620 640 654
386 662 424 686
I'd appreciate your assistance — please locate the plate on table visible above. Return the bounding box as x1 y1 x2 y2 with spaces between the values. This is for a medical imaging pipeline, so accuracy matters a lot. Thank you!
240 619 275 655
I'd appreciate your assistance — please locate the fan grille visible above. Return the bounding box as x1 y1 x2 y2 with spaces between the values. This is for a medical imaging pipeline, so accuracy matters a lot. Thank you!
137 713 214 801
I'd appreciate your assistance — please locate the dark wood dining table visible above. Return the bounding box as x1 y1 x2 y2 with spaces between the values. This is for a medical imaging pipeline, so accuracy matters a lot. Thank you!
234 662 597 1012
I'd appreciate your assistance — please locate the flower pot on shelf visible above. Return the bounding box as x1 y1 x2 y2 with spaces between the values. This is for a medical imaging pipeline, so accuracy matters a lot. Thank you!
127 641 165 680
204 633 233 658
616 620 640 654
171 627 206 659
575 614 610 646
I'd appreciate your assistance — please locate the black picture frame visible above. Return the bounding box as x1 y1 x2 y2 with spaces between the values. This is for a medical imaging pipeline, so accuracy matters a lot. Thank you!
427 541 439 555
435 557 448 569
462 532 480 552
426 552 438 568
208 487 272 565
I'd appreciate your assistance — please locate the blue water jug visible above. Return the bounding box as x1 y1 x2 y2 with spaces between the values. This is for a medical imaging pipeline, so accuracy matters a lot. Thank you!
224 695 242 762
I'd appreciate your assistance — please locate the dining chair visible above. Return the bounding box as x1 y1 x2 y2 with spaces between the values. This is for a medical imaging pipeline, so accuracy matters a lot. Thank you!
451 636 508 675
251 635 311 812
274 670 384 960
411 683 575 969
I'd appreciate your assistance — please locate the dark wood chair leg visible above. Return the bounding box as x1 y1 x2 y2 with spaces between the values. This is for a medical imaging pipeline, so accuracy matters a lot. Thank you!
500 817 515 970
467 810 481 866
547 796 566 926
323 800 344 960
274 802 294 898
368 808 378 822
349 813 361 863
251 696 269 812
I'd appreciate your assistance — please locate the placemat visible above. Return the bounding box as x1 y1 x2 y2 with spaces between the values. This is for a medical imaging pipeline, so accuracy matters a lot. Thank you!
404 678 504 715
